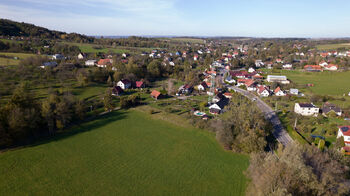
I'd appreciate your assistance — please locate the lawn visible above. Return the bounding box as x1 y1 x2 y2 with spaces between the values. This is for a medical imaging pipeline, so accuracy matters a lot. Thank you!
61 42 155 54
0 110 249 196
316 43 350 50
267 70 350 96
169 37 205 44
0 52 40 66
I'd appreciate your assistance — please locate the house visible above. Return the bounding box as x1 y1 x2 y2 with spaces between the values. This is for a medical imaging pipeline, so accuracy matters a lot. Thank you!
245 80 257 91
248 67 255 73
266 75 290 84
294 103 319 117
197 81 209 91
255 60 264 67
209 97 229 114
337 126 350 146
225 76 236 84
237 79 250 86
97 59 113 68
193 55 199 61
276 59 283 64
177 84 193 95
324 64 338 71
257 86 270 97
122 53 129 58
274 87 286 96
290 88 299 95
40 61 57 68
85 60 96 66
319 61 328 67
322 103 342 116
78 53 86 60
282 64 293 70
135 81 145 89
151 90 162 100
117 79 132 90
304 65 322 72
223 92 232 99
112 86 124 96
52 54 64 60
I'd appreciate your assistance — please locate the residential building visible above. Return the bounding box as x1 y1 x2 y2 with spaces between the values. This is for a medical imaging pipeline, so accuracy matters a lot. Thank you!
151 90 162 100
294 103 319 117
117 79 132 90
85 60 96 66
257 86 270 97
337 126 350 146
324 64 338 71
52 54 64 60
112 86 124 96
322 103 342 116
78 53 86 60
274 87 286 96
97 59 113 68
304 65 323 72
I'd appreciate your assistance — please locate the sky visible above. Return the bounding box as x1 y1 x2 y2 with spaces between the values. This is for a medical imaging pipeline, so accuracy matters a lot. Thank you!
0 0 350 38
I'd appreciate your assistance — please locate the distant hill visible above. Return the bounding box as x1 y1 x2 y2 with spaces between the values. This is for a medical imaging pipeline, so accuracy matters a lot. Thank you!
0 19 94 42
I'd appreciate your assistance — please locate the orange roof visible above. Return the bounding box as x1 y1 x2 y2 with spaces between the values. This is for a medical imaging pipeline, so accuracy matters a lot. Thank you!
151 90 161 98
325 64 338 68
245 79 255 87
304 65 322 70
237 79 249 83
98 59 112 65
274 87 281 93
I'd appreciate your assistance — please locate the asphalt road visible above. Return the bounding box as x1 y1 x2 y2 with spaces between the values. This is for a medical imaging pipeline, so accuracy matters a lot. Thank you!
231 86 294 146
217 67 293 146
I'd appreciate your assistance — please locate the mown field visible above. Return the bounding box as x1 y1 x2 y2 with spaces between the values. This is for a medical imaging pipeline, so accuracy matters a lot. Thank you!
316 43 350 50
61 42 155 54
0 52 41 66
0 109 249 196
268 70 350 96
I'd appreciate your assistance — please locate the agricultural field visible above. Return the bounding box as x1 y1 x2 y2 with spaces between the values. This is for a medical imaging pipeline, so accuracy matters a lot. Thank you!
316 43 350 50
266 70 350 96
0 109 249 196
61 42 155 54
167 37 206 44
0 52 41 66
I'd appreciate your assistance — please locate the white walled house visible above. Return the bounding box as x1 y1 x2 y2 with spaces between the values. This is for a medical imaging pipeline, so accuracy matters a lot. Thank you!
78 53 86 60
117 79 132 90
274 87 286 96
294 103 319 117
324 64 338 71
52 54 65 60
282 64 293 70
257 86 270 97
337 126 350 146
85 60 96 66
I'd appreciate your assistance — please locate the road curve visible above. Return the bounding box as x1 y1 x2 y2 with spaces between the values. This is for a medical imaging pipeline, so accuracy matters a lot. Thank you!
231 86 294 146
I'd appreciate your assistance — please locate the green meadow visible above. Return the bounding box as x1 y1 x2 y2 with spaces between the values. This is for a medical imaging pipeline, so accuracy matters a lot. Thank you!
316 43 350 50
269 70 350 96
0 52 41 66
0 110 249 196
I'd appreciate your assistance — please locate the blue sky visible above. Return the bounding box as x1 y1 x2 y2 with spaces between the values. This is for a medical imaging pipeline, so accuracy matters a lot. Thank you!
0 0 350 37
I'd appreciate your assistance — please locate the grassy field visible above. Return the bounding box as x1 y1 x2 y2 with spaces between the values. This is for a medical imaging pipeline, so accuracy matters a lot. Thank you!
0 110 249 196
61 42 155 54
316 43 350 50
267 70 350 96
0 52 40 66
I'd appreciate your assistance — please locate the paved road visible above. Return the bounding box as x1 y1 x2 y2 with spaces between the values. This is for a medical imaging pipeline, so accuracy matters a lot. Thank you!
231 86 293 146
